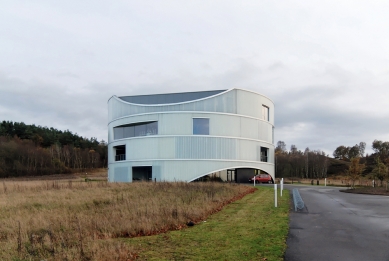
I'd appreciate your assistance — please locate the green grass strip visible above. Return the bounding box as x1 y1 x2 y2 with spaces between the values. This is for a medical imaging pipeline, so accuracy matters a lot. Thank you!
124 186 289 261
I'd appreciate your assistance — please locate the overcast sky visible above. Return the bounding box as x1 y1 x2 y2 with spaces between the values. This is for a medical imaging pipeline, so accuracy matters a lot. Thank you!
1 1 388 155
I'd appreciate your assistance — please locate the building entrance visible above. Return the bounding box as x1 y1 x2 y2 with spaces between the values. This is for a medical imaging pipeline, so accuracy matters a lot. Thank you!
132 166 152 181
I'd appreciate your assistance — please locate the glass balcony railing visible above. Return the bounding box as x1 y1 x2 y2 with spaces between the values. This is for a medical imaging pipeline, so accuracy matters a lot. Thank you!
115 154 126 161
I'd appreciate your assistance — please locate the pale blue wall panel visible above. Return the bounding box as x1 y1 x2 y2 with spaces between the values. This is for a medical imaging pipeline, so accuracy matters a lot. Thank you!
238 139 255 161
158 113 191 135
258 121 273 143
126 138 159 160
113 166 130 182
240 117 259 140
175 137 237 159
236 90 262 119
210 114 240 137
157 137 175 159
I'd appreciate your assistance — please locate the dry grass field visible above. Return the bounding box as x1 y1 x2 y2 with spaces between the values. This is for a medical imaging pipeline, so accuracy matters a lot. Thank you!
0 177 254 261
2 168 107 182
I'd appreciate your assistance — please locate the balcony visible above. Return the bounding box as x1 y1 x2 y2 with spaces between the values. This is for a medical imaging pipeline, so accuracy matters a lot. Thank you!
115 154 126 161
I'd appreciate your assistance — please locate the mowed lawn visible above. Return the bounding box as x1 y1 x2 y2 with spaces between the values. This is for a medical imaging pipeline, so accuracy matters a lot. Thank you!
125 186 289 261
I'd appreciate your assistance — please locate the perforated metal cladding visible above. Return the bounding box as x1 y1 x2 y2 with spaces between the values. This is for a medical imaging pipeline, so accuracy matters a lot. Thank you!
109 89 237 122
175 136 237 159
119 90 226 104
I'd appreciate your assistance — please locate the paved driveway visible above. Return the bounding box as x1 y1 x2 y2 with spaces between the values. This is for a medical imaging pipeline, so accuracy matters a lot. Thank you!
284 185 389 261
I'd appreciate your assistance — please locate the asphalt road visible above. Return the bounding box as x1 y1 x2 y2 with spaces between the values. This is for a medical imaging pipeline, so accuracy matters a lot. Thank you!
284 185 389 261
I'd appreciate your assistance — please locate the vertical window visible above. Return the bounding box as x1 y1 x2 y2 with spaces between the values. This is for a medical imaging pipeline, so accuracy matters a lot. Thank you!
260 147 268 162
193 118 209 135
262 105 269 121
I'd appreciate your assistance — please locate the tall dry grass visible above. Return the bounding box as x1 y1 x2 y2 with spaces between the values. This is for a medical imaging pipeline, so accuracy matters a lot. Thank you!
0 180 253 260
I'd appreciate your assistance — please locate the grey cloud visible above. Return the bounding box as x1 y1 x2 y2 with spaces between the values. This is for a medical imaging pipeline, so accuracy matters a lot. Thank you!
1 1 389 154
273 84 389 154
55 72 81 79
0 74 111 140
268 62 285 72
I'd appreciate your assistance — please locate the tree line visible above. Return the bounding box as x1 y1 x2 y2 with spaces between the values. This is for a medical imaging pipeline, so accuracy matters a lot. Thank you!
0 121 107 177
0 121 102 148
275 141 329 179
276 139 389 184
333 140 389 187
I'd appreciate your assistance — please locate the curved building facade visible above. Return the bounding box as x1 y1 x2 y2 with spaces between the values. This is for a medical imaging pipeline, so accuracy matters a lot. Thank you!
107 88 275 182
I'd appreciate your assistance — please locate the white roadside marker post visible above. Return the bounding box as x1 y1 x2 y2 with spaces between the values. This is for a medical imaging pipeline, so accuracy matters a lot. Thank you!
274 183 278 208
254 176 256 187
325 178 327 186
280 178 283 197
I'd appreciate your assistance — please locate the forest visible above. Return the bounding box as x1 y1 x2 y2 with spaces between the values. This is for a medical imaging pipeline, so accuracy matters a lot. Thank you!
275 141 331 179
275 140 389 182
0 121 107 177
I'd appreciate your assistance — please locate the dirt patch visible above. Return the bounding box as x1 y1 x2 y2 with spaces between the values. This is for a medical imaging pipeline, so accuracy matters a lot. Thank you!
340 187 389 196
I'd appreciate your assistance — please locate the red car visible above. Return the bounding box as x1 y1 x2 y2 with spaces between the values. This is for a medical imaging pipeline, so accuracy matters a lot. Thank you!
249 174 273 184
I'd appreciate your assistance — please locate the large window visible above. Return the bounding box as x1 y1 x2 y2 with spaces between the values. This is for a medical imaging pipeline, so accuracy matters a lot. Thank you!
262 105 269 121
193 118 209 135
114 121 158 140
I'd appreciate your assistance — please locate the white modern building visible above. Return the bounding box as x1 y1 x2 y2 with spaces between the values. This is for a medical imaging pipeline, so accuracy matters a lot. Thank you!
107 88 274 183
